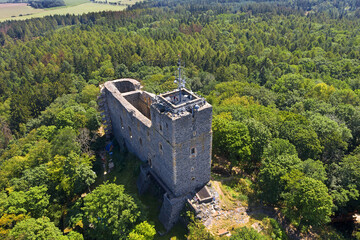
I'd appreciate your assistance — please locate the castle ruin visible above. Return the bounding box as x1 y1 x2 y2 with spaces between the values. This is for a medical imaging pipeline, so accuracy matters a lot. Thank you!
101 78 212 230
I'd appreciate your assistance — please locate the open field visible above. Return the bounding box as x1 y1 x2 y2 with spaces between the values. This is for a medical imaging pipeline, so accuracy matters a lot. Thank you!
96 0 138 4
0 0 141 22
0 3 44 19
63 0 89 6
0 3 126 21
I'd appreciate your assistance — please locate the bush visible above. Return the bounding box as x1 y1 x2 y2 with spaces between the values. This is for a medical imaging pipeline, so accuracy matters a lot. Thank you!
230 227 267 240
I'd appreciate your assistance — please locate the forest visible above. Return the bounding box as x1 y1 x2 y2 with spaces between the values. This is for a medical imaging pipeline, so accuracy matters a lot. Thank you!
0 0 360 239
29 0 65 9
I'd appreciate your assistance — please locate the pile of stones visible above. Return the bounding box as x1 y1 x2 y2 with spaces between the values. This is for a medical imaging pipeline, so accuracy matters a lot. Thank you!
188 183 250 230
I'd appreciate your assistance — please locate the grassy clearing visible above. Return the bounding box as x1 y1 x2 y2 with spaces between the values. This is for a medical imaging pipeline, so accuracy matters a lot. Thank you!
0 0 142 22
1 3 127 21
96 0 138 4
209 178 276 237
63 0 89 6
0 3 44 19
222 177 255 206
118 0 139 5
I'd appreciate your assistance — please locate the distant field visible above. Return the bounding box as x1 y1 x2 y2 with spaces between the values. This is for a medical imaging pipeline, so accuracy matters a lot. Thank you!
63 0 89 6
0 3 126 21
0 3 44 19
0 0 141 22
96 0 137 4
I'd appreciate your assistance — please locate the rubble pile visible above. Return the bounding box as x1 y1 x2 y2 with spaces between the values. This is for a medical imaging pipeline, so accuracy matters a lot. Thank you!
188 183 250 231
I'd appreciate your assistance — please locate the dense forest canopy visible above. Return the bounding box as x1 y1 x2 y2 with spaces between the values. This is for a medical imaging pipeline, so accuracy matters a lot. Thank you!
29 0 65 9
0 0 360 239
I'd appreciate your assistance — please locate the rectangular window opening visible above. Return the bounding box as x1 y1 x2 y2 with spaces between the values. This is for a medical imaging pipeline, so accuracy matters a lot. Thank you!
159 142 163 154
191 148 196 154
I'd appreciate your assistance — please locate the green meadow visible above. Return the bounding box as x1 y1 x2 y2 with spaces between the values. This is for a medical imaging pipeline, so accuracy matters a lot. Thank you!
0 0 140 22
0 3 44 19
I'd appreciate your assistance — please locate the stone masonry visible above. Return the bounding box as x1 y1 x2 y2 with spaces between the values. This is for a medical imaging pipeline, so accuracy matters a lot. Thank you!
102 78 213 231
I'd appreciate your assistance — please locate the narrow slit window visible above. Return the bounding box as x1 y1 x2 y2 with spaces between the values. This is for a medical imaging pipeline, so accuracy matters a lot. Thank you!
159 142 163 154
128 126 132 138
191 148 195 154
139 138 143 146
190 147 197 158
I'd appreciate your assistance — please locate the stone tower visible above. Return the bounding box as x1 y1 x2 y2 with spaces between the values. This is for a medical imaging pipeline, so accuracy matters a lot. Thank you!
102 77 212 231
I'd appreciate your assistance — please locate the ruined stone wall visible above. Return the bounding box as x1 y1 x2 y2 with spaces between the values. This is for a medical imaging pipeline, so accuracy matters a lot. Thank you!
104 79 213 231
123 91 152 120
104 80 177 195
113 79 140 93
104 79 212 198
104 81 152 164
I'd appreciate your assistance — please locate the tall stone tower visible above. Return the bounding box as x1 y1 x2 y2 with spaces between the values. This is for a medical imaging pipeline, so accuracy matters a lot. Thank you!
149 88 212 196
102 68 212 230
152 89 212 230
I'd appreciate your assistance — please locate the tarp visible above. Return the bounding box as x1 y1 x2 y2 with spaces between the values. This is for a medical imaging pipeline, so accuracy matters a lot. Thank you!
105 142 113 152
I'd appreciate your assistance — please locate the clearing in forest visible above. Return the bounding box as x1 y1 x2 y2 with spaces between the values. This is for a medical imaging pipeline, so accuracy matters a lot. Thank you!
0 3 44 19
204 179 276 237
0 0 141 22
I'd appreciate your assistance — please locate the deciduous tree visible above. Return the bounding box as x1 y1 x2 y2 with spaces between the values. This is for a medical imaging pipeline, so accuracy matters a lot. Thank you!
82 183 140 239
281 175 333 230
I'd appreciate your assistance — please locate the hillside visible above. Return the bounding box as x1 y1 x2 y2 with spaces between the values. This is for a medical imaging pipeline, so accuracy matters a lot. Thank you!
0 0 360 239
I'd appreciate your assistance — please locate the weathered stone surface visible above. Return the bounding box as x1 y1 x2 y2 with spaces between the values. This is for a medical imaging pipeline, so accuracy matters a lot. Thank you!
102 79 213 231
159 193 186 230
251 222 263 232
136 165 151 195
